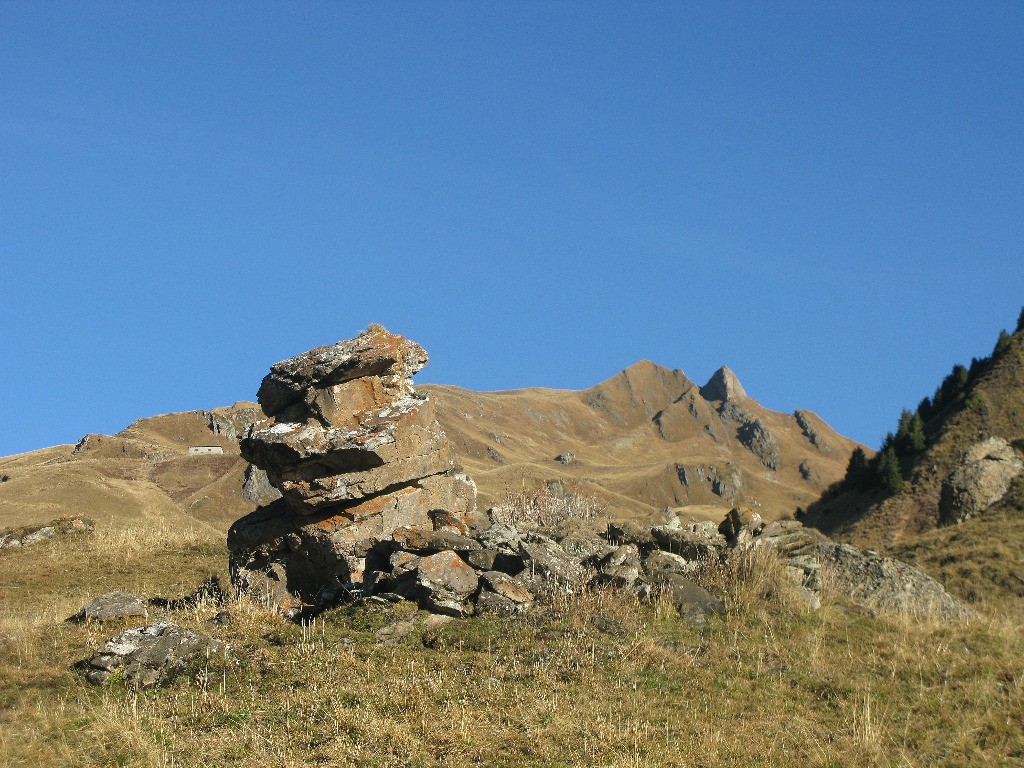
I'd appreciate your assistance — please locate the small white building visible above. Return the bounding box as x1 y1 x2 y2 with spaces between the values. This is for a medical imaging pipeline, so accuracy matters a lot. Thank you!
188 445 225 457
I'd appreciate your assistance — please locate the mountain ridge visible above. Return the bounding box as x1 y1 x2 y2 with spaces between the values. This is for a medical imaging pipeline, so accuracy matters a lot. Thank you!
0 359 862 531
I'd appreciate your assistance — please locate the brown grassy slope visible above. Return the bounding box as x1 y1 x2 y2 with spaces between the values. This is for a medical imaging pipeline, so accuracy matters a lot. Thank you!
0 403 261 533
890 474 1024 611
424 360 862 521
804 329 1024 549
0 361 861 534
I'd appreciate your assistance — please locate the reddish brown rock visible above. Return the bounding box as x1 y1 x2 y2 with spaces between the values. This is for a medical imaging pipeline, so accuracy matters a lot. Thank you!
256 325 428 418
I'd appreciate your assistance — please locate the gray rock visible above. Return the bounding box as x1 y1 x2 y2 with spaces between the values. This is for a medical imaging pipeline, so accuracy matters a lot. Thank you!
648 571 724 626
819 543 974 620
0 516 93 551
70 592 148 623
255 325 428 418
241 463 282 505
519 539 588 592
736 420 781 471
475 590 528 616
651 526 722 560
597 544 644 588
794 410 833 454
375 614 417 645
391 527 482 555
939 437 1024 525
604 521 655 550
554 452 576 464
479 571 533 605
699 366 747 402
644 549 702 577
415 550 479 617
84 622 229 688
476 523 523 555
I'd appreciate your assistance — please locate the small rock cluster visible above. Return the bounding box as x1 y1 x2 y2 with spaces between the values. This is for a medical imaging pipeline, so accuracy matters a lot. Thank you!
228 326 478 615
0 515 93 551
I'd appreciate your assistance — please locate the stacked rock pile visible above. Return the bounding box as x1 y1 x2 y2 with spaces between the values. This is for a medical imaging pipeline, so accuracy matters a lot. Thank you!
228 326 478 615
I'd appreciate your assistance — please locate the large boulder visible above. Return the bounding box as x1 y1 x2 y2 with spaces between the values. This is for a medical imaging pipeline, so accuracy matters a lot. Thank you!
939 437 1023 525
818 543 974 620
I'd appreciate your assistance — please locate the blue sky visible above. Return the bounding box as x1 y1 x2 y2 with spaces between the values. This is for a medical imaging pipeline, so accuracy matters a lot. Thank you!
2 2 1022 457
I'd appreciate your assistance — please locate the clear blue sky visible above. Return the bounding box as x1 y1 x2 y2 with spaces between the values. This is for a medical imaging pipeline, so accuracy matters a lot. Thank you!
2 2 1022 457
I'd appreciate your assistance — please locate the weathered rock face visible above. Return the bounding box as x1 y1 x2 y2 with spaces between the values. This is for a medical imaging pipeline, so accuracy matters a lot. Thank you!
939 437 1024 525
229 327 478 615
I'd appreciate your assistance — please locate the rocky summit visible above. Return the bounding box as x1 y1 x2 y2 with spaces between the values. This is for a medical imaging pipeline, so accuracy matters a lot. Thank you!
228 325 478 614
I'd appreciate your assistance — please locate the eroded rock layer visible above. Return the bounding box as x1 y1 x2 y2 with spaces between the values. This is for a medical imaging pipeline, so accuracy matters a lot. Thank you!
229 326 477 612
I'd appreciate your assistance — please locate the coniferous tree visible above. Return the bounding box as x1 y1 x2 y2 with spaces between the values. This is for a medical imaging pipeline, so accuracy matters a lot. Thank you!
876 446 904 494
894 410 914 456
1017 306 1024 334
917 395 933 422
994 329 1012 358
907 412 926 453
844 446 871 490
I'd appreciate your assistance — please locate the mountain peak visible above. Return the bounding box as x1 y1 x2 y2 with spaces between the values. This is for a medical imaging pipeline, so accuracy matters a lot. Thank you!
700 366 747 402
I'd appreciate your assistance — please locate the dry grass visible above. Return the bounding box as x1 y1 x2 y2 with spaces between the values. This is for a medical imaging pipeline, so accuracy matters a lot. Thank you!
0 524 1022 767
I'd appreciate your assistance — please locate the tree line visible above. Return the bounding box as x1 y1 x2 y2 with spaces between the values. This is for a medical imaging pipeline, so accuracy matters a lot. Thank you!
841 307 1023 496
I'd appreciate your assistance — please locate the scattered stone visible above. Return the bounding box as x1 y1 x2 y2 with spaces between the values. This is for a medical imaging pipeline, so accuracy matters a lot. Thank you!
0 515 94 551
519 539 588 592
375 614 417 645
649 571 725 626
644 549 702 577
70 592 148 623
84 622 229 688
597 545 644 589
554 452 576 464
391 527 482 555
479 571 533 605
651 526 721 560
605 520 655 550
939 437 1023 525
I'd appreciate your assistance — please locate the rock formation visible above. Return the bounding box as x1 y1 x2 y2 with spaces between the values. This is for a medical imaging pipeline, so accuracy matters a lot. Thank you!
939 437 1024 525
228 326 478 614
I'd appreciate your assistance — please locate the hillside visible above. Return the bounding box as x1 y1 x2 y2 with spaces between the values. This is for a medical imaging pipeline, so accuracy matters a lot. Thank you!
0 404 266 533
0 361 861 532
804 325 1024 549
423 361 861 520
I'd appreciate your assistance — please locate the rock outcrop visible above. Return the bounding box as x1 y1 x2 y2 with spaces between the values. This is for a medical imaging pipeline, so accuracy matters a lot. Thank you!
939 437 1023 525
228 326 478 614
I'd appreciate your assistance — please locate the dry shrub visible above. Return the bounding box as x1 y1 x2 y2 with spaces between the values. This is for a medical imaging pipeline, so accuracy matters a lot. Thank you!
490 486 606 529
